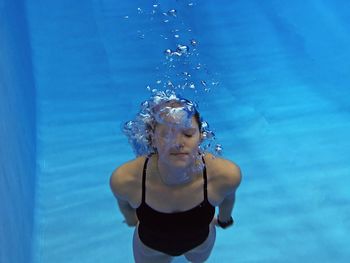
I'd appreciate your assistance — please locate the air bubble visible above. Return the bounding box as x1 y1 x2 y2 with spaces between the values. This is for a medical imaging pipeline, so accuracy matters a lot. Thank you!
176 44 189 54
167 80 174 88
201 121 209 129
172 51 182 57
167 9 177 17
164 49 172 56
183 72 191 77
215 144 223 155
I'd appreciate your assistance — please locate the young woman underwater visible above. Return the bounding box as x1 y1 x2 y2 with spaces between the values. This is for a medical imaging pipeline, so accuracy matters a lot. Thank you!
110 91 242 262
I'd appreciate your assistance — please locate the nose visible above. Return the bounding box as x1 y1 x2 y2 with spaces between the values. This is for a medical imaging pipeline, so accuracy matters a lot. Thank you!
173 133 185 148
175 141 185 149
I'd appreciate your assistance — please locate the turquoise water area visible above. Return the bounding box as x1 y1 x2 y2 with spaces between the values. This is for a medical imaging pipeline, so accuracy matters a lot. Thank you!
1 0 350 262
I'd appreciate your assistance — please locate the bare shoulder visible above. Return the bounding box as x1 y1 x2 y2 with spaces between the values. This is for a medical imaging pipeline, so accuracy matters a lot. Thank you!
109 156 146 200
204 153 242 193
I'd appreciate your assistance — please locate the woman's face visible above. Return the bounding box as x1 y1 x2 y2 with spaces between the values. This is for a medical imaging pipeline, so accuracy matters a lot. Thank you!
152 114 201 168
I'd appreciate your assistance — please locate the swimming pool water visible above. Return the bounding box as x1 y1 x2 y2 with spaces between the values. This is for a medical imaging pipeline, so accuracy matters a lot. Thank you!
1 0 350 262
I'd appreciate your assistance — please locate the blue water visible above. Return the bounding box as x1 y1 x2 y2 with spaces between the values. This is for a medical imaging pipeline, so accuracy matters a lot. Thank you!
1 0 350 262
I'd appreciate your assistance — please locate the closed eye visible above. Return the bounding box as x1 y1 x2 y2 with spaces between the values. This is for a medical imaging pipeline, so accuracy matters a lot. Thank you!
183 128 196 137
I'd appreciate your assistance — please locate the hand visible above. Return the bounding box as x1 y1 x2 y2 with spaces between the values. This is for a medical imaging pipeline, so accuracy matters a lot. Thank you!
214 215 234 229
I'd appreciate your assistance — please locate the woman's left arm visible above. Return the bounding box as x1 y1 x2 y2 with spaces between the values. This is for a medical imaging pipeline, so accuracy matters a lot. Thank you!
218 192 236 223
217 161 242 225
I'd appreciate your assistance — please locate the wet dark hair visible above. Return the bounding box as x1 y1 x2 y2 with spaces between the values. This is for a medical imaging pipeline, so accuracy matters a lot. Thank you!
178 98 202 131
151 98 202 131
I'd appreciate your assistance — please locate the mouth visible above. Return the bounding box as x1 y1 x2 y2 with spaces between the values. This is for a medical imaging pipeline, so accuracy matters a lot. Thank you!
170 152 189 156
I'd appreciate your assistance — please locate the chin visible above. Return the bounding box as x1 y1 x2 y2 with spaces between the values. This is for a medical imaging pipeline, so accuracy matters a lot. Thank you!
168 153 194 167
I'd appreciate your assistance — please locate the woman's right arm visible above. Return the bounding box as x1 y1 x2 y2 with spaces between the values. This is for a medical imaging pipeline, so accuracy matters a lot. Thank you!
116 198 138 226
110 165 139 227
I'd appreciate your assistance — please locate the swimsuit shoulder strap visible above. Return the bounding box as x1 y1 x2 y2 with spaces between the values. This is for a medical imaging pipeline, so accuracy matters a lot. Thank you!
202 156 209 201
141 157 149 204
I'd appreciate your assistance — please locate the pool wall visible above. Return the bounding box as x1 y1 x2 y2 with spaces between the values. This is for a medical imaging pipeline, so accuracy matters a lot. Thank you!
0 0 36 262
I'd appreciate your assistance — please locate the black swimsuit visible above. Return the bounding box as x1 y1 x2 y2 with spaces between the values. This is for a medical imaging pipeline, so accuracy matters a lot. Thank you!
136 157 215 256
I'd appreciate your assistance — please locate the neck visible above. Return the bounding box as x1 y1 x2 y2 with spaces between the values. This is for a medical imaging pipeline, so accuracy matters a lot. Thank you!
156 154 203 186
158 164 191 186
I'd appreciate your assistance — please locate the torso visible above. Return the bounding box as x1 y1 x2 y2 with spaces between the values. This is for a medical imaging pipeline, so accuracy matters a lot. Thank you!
134 155 216 256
